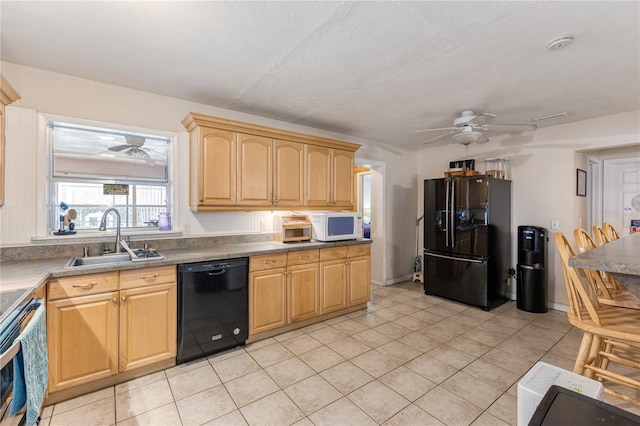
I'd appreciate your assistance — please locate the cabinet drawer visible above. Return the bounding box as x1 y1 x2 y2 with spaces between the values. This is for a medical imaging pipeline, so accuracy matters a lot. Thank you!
287 249 319 266
250 253 288 272
319 247 347 261
120 265 176 290
347 244 370 258
48 272 119 300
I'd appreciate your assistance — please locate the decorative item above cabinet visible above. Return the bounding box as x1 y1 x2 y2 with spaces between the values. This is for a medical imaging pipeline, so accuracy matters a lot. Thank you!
182 113 360 211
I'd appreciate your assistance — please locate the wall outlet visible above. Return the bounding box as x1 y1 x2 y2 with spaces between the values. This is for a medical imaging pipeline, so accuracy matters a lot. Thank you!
550 220 560 231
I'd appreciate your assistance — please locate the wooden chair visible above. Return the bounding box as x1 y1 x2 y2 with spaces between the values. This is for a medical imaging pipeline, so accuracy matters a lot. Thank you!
593 225 610 245
603 222 621 241
555 232 640 407
574 228 624 293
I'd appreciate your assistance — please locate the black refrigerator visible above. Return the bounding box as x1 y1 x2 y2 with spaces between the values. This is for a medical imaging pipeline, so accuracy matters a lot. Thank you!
423 175 511 310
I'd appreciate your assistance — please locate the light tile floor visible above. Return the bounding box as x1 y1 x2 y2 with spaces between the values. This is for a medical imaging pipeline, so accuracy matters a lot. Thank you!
41 281 640 425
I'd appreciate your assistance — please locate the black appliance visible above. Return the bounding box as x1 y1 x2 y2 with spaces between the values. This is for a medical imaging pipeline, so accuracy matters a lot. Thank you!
177 258 248 364
423 175 511 309
517 226 548 313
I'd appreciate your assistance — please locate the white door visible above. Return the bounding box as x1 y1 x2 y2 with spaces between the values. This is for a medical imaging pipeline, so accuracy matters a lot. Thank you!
603 158 640 235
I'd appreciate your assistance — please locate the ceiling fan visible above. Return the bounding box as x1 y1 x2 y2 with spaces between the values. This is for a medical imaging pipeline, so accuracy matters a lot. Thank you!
108 136 157 166
415 110 537 145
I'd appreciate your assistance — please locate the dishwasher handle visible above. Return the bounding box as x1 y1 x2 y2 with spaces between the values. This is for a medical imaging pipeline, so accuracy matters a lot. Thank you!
207 268 228 276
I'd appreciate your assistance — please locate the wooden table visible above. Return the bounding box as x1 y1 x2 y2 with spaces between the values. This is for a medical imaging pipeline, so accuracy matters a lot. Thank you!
569 232 640 298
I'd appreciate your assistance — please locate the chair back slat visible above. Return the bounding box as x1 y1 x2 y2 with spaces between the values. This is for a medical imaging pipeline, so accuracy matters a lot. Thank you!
573 228 613 299
603 223 621 241
593 225 610 245
555 232 603 325
574 228 597 253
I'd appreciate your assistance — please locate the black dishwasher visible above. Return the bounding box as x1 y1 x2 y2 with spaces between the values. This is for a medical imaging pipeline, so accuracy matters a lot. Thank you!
177 258 248 364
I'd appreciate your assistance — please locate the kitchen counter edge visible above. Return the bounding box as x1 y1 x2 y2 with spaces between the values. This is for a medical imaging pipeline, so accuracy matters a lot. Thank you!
0 239 372 292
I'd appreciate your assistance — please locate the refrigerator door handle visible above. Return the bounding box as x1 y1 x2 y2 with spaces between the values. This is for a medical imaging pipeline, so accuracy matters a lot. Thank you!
445 179 450 247
424 251 485 264
520 264 535 270
450 179 456 247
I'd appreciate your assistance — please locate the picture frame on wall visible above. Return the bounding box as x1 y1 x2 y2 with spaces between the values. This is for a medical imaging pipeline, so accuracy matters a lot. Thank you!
576 169 587 197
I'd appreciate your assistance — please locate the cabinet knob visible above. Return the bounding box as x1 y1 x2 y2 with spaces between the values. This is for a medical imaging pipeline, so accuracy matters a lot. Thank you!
121 295 128 302
112 297 119 304
298 255 310 260
263 260 276 265
345 261 350 265
331 252 340 256
73 282 98 289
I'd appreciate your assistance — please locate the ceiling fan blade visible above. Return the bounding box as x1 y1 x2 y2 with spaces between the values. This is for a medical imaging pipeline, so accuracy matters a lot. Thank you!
414 127 457 134
475 134 490 144
108 145 130 152
140 150 157 166
477 112 497 118
480 124 537 132
423 131 456 144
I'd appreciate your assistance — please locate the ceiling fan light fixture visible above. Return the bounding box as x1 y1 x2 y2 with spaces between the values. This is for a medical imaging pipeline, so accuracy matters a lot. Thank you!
453 131 487 145
547 34 574 51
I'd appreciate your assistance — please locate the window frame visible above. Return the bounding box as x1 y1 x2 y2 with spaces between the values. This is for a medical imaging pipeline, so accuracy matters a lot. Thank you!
42 114 177 237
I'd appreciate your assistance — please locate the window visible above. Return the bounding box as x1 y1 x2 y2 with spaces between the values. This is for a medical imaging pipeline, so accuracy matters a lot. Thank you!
48 121 171 233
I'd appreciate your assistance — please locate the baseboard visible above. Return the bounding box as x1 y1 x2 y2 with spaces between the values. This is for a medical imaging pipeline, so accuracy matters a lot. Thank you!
384 275 413 286
548 302 569 312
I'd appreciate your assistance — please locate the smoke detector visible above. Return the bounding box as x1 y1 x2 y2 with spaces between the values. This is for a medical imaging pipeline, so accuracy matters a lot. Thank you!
547 35 574 51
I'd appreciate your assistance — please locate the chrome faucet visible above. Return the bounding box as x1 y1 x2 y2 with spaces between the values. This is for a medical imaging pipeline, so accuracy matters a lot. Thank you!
98 208 122 253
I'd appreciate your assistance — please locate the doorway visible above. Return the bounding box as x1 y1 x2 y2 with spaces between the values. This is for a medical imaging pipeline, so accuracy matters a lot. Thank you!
603 157 640 235
355 160 386 285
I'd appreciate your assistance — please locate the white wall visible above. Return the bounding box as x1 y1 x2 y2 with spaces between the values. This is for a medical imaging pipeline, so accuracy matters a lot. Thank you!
416 110 640 307
0 62 418 284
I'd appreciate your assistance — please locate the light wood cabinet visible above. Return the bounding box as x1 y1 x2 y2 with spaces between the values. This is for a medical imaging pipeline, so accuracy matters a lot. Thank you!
305 146 354 208
249 266 287 335
47 291 119 392
347 244 371 306
119 282 176 371
0 74 21 207
191 127 237 207
237 133 273 206
319 258 348 314
287 249 320 323
182 113 359 211
274 140 304 207
47 266 177 392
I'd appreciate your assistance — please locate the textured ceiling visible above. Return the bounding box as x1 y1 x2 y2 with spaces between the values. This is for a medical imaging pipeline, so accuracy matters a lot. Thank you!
1 1 639 148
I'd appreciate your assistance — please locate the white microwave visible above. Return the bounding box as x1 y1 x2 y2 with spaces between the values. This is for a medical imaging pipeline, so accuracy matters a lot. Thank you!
307 212 363 241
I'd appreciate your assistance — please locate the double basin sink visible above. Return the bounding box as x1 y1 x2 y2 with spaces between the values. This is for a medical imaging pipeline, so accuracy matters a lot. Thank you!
65 248 166 268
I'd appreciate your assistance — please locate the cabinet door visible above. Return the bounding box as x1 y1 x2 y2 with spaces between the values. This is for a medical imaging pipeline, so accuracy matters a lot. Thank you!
320 259 348 314
249 268 287 335
274 139 304 207
237 133 273 206
304 145 331 206
348 255 371 306
332 149 354 208
288 263 320 323
198 128 236 205
119 283 177 372
47 291 119 392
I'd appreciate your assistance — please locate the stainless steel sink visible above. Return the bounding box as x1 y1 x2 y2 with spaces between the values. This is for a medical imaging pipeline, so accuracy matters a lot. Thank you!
65 253 131 267
64 249 166 268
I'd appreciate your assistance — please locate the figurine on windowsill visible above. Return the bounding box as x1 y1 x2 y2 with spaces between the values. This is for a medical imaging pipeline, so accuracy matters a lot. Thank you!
53 202 77 235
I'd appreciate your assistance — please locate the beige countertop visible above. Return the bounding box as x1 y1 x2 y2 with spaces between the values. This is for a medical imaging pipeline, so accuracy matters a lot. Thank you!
0 239 372 293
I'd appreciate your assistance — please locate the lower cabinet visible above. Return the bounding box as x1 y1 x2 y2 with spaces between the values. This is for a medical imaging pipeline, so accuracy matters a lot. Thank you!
47 290 119 391
249 266 287 335
47 266 176 392
249 244 370 336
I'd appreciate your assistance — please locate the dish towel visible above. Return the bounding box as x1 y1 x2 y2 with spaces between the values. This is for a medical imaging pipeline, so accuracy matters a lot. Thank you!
9 304 48 426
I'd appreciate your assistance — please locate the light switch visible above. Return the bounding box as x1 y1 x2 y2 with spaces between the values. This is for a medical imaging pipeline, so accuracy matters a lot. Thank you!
550 220 559 231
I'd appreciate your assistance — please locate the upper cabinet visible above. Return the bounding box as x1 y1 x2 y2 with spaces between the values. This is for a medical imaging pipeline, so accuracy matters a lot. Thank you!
0 74 21 207
182 113 360 211
304 146 354 208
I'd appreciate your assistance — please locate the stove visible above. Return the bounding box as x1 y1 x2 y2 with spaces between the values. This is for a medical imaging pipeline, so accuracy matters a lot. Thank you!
0 288 33 323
